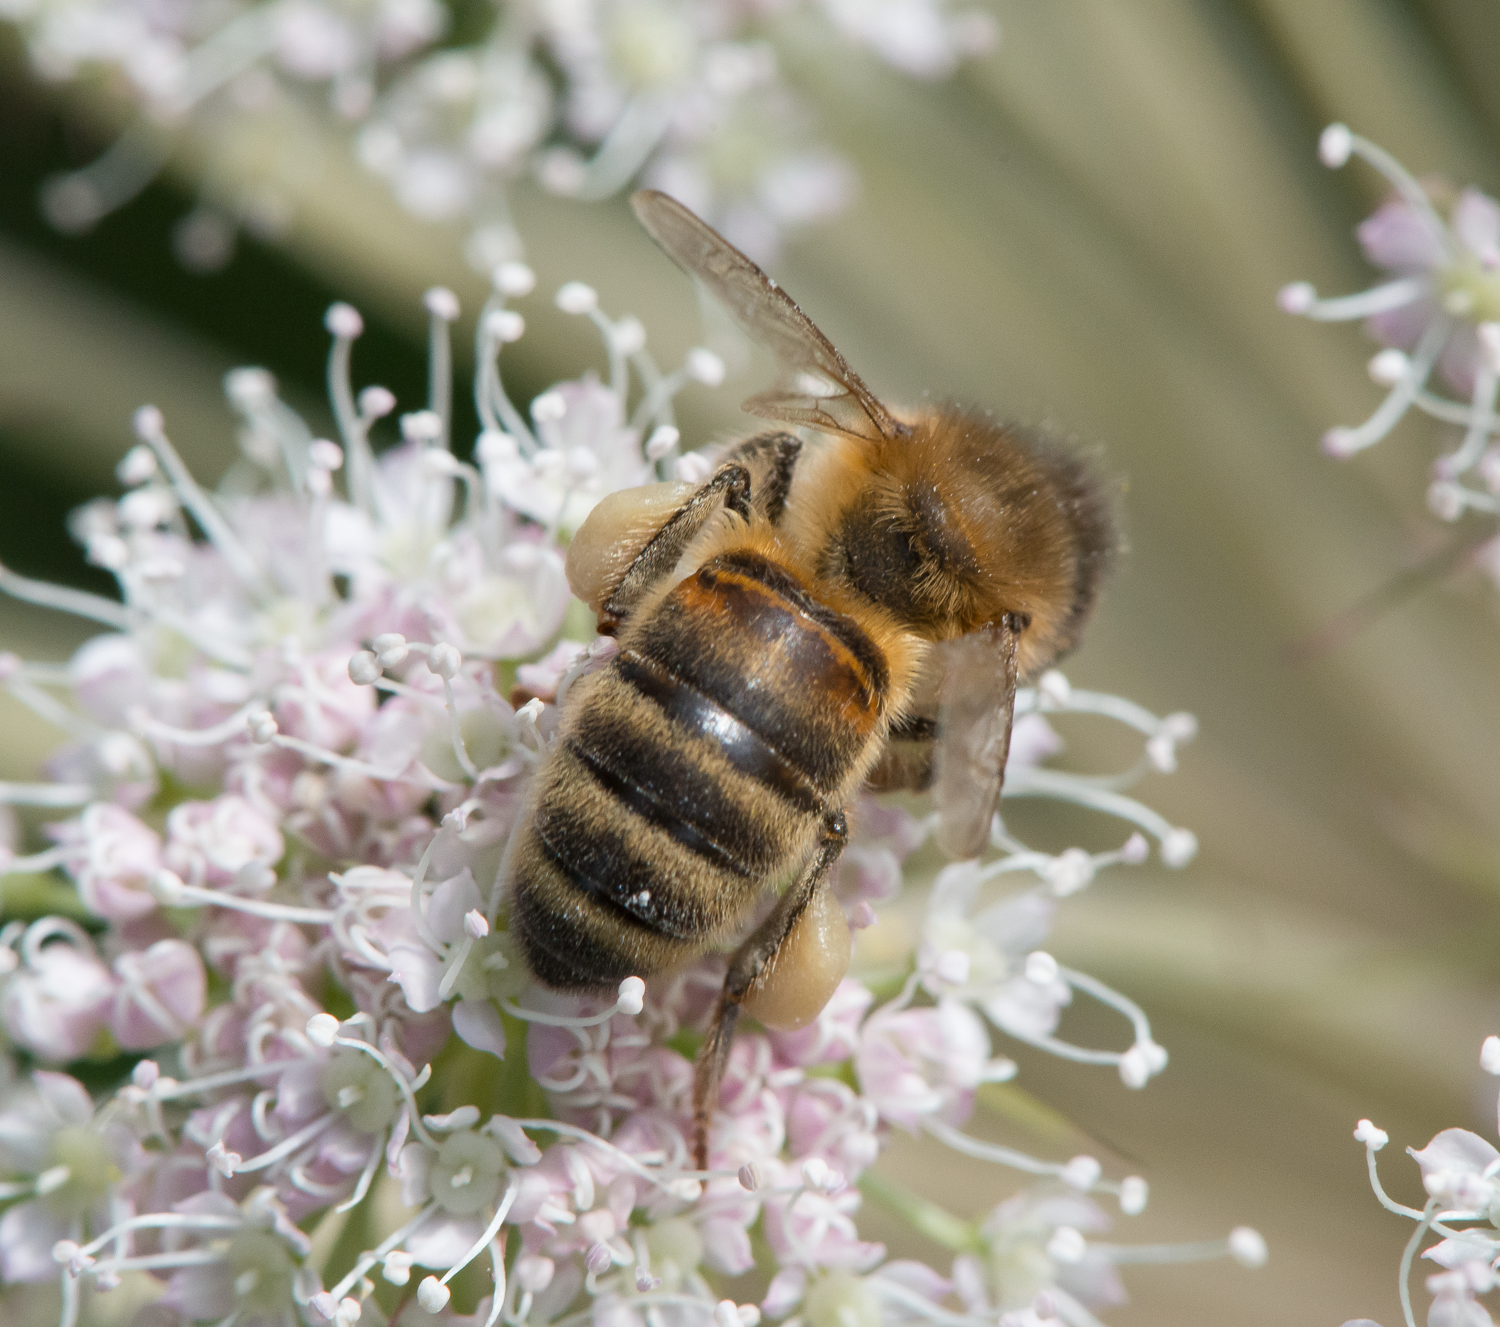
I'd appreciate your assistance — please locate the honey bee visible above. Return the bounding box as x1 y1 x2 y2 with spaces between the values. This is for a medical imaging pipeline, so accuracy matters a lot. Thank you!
507 190 1115 1166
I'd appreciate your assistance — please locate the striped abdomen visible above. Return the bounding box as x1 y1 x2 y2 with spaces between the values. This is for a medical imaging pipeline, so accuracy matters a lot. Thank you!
509 548 890 991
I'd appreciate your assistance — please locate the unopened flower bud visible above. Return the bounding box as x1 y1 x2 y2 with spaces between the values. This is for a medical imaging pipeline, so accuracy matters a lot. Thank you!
425 287 459 321
1046 1226 1086 1264
1119 1045 1151 1089
1482 1036 1500 1075
247 710 279 743
428 643 462 679
306 1013 341 1047
1061 1155 1101 1191
1276 281 1316 315
348 651 381 686
1160 828 1197 867
612 316 646 354
372 633 408 667
1319 123 1353 168
132 405 165 440
495 262 536 297
556 282 598 314
1024 951 1058 985
1367 348 1410 386
1228 1226 1267 1268
149 870 187 905
401 410 442 445
117 445 158 486
1354 1119 1389 1149
646 425 680 459
326 303 364 338
531 391 566 423
1321 427 1359 459
1038 670 1071 706
616 975 646 1016
515 1255 554 1293
358 385 396 418
686 348 726 386
485 309 525 343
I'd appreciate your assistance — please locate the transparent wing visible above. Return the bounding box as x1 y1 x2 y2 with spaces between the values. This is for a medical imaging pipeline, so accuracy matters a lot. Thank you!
631 189 906 445
932 622 1021 860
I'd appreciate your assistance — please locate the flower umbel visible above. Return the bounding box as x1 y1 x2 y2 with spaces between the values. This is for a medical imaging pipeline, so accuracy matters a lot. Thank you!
4 0 999 268
1280 124 1500 550
0 250 1255 1327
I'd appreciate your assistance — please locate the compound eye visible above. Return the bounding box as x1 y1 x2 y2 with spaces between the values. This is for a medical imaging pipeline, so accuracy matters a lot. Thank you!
740 885 851 1032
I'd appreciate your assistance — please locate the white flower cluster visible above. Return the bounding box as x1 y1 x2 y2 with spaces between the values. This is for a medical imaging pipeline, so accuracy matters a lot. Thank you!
3 0 999 268
1280 125 1500 587
1344 1036 1500 1327
0 258 1259 1327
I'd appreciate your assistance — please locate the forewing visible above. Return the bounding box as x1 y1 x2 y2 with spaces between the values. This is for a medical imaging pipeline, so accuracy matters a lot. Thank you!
932 623 1021 860
631 189 904 444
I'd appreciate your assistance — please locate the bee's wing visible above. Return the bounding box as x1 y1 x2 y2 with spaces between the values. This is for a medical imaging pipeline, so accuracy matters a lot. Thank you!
932 621 1022 860
631 189 906 446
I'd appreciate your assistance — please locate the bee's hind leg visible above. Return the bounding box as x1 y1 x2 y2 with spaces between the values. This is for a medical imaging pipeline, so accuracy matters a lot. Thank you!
692 809 849 1170
596 461 752 633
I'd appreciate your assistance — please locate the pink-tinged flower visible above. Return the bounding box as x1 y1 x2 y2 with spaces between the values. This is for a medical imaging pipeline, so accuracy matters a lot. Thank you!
1410 1129 1500 1211
111 938 208 1049
67 632 153 728
964 1188 1125 1314
855 999 998 1132
514 639 592 703
54 801 164 920
1422 1262 1497 1327
769 978 873 1068
268 649 376 751
1281 127 1500 502
762 1173 884 1272
783 1078 879 1178
153 1190 321 1327
920 862 1070 1039
0 919 116 1061
165 794 285 887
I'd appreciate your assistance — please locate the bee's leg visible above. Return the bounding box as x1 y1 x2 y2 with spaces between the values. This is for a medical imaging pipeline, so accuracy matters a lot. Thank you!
597 461 751 633
718 432 802 525
863 714 938 793
692 808 848 1170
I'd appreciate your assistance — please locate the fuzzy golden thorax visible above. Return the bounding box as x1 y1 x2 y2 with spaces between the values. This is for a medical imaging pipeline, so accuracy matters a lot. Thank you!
783 407 1115 678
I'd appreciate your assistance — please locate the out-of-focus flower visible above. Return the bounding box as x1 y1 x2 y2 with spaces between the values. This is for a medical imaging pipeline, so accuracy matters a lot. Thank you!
1347 1035 1500 1325
1280 125 1500 570
3 0 999 268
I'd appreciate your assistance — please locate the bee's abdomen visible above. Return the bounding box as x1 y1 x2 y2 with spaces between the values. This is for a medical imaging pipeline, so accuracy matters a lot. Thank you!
632 549 890 791
510 547 889 992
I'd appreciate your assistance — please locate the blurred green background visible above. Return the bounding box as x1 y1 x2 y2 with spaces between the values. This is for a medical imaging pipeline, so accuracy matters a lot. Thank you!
4 3 1500 1324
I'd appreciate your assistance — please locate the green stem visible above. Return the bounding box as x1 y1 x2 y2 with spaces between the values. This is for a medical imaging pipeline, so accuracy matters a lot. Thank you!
858 1171 979 1254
